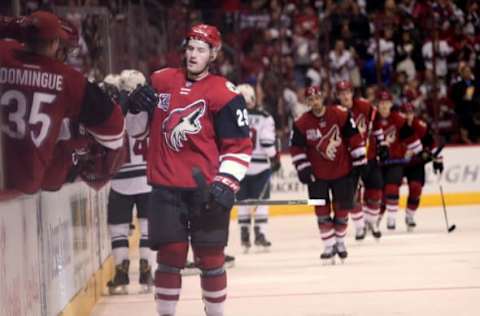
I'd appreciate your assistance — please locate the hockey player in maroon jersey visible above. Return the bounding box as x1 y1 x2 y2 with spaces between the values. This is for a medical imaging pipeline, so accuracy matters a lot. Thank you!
400 102 444 231
376 91 422 230
125 24 252 316
290 85 366 264
0 11 125 194
336 80 388 240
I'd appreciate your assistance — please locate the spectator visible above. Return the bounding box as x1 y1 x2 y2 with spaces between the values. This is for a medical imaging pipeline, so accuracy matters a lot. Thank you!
329 39 355 86
422 36 453 79
450 64 480 143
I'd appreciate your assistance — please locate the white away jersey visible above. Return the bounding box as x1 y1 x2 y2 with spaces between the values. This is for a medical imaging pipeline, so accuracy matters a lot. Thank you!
111 135 151 195
247 108 277 175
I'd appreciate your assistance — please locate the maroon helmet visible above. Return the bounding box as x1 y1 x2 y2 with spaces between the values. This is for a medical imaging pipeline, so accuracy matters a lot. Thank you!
401 102 415 113
377 89 393 101
305 85 322 98
336 80 352 92
186 24 222 50
59 17 79 48
29 11 68 41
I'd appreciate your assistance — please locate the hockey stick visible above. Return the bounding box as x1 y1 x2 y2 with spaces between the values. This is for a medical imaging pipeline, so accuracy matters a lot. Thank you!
438 174 456 233
382 144 445 166
235 199 325 206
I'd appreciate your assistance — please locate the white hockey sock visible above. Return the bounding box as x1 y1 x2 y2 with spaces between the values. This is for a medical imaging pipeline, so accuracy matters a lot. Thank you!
386 204 397 220
109 223 130 265
254 205 269 235
138 218 151 260
406 208 415 219
237 206 252 228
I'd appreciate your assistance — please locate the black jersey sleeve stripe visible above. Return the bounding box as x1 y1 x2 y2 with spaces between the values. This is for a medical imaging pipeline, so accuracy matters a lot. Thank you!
79 81 116 127
214 94 250 139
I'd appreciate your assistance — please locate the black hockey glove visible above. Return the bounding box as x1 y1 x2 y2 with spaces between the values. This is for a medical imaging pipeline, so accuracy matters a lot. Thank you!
377 143 389 162
127 85 158 114
297 166 315 184
433 157 444 174
207 174 240 213
270 155 281 173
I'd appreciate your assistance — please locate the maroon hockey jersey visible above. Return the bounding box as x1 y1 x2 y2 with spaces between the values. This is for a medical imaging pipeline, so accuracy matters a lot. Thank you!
350 98 385 161
378 112 422 159
290 105 366 180
0 40 125 194
147 68 252 188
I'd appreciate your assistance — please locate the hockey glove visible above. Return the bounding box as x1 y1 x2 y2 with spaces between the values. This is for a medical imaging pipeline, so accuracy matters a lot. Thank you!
207 174 240 213
433 157 444 174
377 143 389 162
297 166 315 184
270 154 281 173
127 85 158 114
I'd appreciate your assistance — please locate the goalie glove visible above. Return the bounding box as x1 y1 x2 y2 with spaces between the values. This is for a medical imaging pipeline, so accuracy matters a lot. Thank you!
127 85 158 115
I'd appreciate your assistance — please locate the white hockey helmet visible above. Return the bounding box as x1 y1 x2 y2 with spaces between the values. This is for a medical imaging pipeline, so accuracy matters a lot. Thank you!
237 83 256 107
119 69 146 93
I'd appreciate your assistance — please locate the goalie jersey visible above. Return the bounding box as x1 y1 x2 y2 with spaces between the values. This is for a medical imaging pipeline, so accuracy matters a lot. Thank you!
247 109 277 175
111 135 151 195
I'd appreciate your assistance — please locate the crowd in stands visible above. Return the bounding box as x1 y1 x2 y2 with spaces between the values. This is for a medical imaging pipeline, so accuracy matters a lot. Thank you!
15 0 480 145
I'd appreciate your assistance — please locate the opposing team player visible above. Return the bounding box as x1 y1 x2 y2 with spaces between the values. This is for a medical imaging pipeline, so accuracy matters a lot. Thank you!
103 69 154 295
0 11 125 194
236 83 280 252
336 80 388 240
290 86 366 264
376 91 422 230
400 103 444 231
125 24 252 316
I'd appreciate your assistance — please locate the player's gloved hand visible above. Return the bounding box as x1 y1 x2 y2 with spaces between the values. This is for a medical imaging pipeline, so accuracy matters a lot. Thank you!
127 85 158 114
297 166 315 184
377 143 389 162
419 149 433 163
433 156 444 174
270 154 281 173
207 174 240 213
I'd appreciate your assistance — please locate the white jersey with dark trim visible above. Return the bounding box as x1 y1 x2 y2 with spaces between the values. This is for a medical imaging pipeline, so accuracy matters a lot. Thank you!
247 108 276 175
111 135 151 195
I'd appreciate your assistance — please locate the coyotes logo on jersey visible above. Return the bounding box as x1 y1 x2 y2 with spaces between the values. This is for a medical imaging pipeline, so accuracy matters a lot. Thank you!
316 125 342 161
355 114 367 136
162 100 206 152
384 125 396 145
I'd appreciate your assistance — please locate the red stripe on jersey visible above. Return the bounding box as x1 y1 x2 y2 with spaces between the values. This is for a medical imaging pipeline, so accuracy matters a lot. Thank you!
86 104 125 139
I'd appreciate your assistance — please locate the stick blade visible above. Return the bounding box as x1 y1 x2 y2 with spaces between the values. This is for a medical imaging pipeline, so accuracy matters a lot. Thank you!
448 224 456 233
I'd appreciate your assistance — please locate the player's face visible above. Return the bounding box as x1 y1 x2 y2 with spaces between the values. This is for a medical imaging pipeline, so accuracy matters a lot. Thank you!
307 94 324 115
338 89 353 108
378 100 392 118
185 39 213 78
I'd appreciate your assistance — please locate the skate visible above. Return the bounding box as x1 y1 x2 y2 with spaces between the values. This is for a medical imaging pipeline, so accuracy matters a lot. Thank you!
387 218 396 230
240 226 251 253
225 254 235 269
355 226 366 241
254 227 272 251
366 221 382 240
182 260 201 276
405 216 416 232
320 245 336 265
138 259 153 294
107 260 129 295
335 242 348 264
